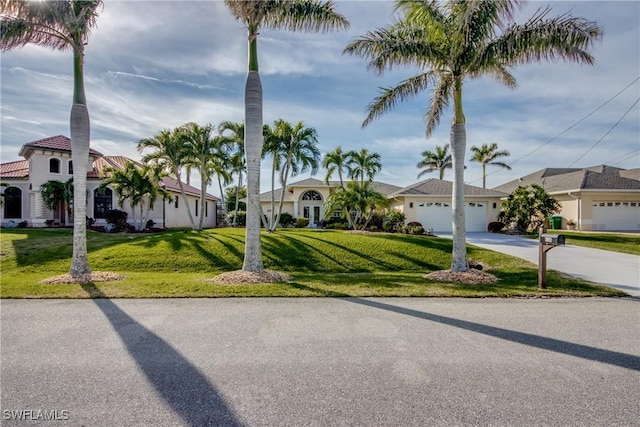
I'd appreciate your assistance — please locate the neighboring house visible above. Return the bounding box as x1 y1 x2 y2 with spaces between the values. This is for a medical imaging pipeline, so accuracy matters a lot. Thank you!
259 177 506 232
493 165 640 231
388 179 506 232
259 178 402 227
0 135 218 229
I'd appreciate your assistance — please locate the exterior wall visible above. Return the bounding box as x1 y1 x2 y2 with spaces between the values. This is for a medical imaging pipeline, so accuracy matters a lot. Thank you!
2 163 217 230
398 196 502 225
551 191 640 231
261 202 294 219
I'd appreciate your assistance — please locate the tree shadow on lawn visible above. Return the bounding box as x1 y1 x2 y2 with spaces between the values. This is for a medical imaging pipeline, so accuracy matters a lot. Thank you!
6 229 134 268
294 233 406 271
262 233 353 272
80 282 243 426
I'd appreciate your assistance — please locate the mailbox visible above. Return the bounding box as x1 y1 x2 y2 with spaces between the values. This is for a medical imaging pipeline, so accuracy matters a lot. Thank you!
540 234 565 246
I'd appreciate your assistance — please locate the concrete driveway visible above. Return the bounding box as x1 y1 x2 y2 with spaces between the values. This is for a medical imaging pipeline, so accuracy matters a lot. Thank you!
1 298 639 426
438 232 640 297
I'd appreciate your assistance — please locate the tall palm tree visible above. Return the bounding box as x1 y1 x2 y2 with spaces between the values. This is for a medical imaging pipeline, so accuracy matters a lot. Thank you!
225 0 349 271
219 121 246 227
470 143 511 188
417 145 452 180
322 146 349 187
347 148 382 187
1 0 102 279
180 122 226 231
344 0 600 272
138 128 197 230
269 119 320 232
262 122 282 230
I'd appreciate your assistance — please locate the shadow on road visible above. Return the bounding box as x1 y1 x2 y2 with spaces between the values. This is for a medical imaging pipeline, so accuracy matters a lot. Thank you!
81 283 243 426
342 297 640 372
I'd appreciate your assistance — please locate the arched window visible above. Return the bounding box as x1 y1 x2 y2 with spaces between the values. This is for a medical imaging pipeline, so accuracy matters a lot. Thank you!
3 186 22 219
94 188 112 219
49 158 60 173
68 160 73 175
301 190 322 201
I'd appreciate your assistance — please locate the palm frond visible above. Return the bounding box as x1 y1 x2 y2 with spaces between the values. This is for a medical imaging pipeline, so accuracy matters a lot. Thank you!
363 71 440 128
424 72 453 136
486 7 602 66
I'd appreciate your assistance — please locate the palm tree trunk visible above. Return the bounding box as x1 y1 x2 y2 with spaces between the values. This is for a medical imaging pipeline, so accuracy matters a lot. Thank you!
243 68 264 271
69 51 91 278
272 162 290 232
482 164 487 189
233 172 242 226
198 159 206 231
173 167 197 230
269 159 277 230
450 77 469 272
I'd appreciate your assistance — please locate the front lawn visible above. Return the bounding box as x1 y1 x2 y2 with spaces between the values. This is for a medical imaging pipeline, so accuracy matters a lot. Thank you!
0 228 625 298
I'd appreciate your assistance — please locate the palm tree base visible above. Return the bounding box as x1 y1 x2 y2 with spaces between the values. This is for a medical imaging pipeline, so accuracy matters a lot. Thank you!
211 269 291 284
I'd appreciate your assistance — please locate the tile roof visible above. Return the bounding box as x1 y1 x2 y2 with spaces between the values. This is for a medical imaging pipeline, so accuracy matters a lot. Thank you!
259 179 403 201
0 160 29 178
390 178 507 197
493 165 640 194
19 135 103 157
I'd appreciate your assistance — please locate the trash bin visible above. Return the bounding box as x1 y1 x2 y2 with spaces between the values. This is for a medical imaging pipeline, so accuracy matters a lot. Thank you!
549 215 562 230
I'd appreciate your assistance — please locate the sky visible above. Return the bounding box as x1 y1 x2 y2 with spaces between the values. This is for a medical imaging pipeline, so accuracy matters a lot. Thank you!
1 0 639 197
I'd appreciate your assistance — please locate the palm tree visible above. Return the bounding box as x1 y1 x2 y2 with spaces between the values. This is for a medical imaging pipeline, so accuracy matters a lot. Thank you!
344 0 600 272
470 143 511 188
269 119 320 232
219 121 246 227
1 0 102 279
40 178 74 225
324 181 388 230
225 0 349 271
138 128 197 230
347 148 382 187
180 122 226 231
101 162 171 231
417 145 452 180
322 146 349 187
262 122 282 230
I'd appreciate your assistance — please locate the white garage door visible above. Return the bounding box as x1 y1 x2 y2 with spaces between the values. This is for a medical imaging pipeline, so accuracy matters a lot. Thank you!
416 201 488 232
592 201 640 231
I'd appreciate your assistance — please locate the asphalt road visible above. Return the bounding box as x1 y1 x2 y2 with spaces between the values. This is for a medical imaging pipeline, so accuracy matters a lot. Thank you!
2 298 639 426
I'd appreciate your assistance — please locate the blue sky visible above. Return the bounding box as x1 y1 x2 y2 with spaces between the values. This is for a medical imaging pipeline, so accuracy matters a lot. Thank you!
1 0 639 196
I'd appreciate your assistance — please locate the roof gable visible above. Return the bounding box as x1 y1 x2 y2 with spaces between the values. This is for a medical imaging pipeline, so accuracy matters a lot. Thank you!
19 135 103 158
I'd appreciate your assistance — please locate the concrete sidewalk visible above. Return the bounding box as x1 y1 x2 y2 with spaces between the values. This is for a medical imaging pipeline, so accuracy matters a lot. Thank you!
439 232 640 297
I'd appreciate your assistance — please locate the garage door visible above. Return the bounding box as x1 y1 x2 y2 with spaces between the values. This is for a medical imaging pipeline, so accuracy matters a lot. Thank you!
416 201 488 232
592 201 640 231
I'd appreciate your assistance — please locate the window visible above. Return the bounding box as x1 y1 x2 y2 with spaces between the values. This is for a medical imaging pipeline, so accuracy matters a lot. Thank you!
332 209 342 218
303 206 310 218
175 196 179 208
94 188 112 219
49 158 60 173
68 160 73 175
301 190 322 201
3 186 22 219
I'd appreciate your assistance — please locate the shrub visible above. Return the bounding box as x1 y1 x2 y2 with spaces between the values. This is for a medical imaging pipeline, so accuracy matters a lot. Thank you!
278 212 294 227
145 219 155 229
487 221 504 233
326 221 349 230
227 210 246 227
17 220 28 228
366 211 385 230
383 210 406 232
86 217 96 228
407 221 423 228
295 217 310 228
105 209 128 231
45 219 54 227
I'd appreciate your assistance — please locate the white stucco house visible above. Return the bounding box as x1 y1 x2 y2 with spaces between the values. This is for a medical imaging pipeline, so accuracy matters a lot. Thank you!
493 165 640 231
0 135 218 229
259 177 507 232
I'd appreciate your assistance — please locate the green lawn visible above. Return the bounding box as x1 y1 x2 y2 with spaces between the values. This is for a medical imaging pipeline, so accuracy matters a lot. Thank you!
541 231 640 256
0 228 625 298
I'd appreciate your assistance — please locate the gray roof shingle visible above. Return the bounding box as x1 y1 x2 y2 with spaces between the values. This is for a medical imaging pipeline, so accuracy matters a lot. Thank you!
390 178 507 197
